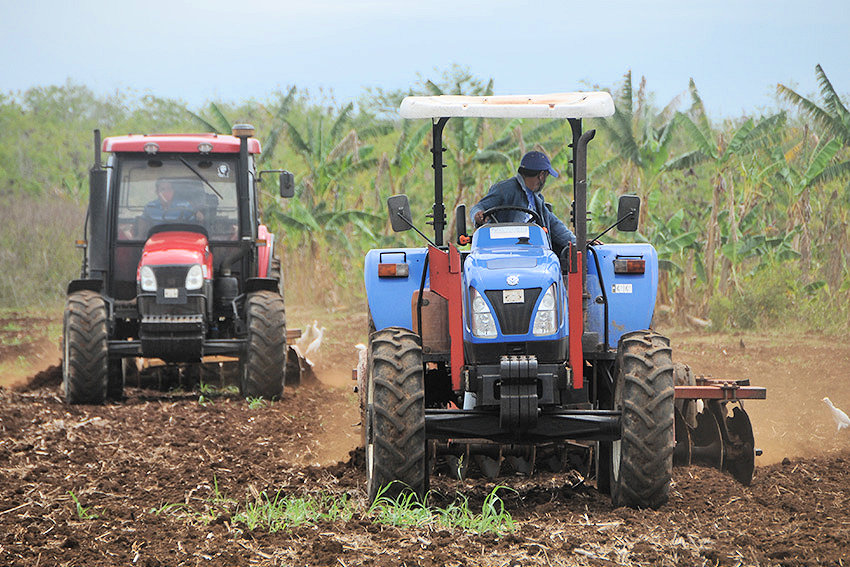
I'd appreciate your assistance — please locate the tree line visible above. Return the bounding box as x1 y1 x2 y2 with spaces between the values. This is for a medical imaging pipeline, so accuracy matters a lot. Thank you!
0 66 847 332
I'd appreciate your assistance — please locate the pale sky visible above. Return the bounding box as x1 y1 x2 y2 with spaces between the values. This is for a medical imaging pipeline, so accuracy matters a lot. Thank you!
1 0 847 117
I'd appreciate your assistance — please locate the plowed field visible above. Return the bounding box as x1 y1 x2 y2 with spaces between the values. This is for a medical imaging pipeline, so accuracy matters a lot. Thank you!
1 311 849 566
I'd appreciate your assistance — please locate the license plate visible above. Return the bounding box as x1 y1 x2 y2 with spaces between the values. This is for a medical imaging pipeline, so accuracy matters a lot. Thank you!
502 289 524 304
164 288 179 299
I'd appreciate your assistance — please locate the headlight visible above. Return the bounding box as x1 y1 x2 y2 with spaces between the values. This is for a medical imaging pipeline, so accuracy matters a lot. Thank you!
470 287 497 338
139 266 157 291
185 264 204 290
532 284 558 336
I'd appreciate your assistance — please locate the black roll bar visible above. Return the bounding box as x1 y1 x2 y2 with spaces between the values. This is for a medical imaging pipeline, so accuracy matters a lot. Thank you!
429 117 449 246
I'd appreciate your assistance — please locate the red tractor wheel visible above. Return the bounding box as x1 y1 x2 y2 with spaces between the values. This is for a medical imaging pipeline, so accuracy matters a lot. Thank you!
239 291 287 400
63 291 109 404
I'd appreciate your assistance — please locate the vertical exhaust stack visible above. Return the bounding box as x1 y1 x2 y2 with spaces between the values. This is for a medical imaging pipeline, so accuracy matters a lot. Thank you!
232 124 256 242
88 129 109 282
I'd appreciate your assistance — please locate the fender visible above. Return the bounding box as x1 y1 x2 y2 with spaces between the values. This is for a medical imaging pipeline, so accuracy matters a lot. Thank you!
67 279 103 294
364 248 428 331
584 243 658 348
257 225 274 278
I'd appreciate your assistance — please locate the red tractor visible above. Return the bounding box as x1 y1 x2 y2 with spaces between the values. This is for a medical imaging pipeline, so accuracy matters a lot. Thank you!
63 125 297 403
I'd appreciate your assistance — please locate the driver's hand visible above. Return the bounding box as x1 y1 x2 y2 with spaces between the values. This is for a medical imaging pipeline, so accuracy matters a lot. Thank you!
474 211 485 227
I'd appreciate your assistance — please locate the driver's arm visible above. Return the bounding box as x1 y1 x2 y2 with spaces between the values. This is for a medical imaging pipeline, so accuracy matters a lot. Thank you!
546 208 577 248
469 183 509 227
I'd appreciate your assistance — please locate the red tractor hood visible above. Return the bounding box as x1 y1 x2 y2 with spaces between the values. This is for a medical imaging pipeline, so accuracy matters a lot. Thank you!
138 231 212 276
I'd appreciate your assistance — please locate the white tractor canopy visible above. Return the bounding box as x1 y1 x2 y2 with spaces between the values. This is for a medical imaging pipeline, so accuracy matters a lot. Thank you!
399 92 615 120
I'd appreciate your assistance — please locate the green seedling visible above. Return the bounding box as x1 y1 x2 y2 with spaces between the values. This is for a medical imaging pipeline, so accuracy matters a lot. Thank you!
68 490 98 520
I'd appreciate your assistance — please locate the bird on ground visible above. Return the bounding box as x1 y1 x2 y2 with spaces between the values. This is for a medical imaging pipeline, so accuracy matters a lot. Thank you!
822 397 850 432
296 320 319 354
304 326 325 359
355 343 367 382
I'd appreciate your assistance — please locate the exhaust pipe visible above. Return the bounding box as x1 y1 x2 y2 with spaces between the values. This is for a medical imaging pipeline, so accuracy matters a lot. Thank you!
88 129 108 282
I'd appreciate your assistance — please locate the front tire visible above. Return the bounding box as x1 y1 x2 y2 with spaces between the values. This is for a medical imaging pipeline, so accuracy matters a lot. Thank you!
610 330 675 509
240 291 287 400
63 291 109 404
366 327 427 503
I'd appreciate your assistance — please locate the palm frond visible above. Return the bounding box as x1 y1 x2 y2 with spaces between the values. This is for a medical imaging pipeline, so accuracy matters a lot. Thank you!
808 157 850 186
676 112 717 159
663 149 708 171
397 121 430 165
687 78 712 141
208 102 232 134
589 156 622 178
329 102 354 141
776 83 848 143
618 70 634 118
656 91 685 128
525 120 563 144
185 109 222 133
425 80 443 96
815 64 850 123
282 118 311 156
261 86 297 158
803 137 841 184
473 150 512 164
727 113 786 160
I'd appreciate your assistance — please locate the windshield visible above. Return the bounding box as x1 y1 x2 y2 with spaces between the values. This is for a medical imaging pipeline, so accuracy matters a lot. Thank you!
114 155 240 241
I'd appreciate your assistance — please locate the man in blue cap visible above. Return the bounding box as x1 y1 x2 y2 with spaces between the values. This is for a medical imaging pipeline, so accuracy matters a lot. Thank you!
470 150 576 253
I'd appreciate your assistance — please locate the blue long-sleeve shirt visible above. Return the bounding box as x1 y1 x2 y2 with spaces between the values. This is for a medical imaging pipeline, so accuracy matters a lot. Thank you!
469 174 576 252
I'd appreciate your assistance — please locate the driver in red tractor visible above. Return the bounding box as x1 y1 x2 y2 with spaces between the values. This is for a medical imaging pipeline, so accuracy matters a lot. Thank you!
144 178 202 223
470 150 576 254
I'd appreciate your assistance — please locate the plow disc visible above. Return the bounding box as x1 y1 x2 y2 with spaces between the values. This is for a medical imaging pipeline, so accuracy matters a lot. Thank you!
674 399 757 485
672 364 763 485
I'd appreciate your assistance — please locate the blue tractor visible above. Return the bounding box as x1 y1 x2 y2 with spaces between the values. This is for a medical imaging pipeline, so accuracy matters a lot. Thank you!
362 93 765 508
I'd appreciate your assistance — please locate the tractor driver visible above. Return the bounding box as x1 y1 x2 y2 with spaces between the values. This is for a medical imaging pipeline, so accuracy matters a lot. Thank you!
470 150 576 255
143 179 204 226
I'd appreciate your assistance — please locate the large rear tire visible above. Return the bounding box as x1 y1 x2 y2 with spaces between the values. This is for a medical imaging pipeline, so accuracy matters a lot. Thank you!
610 330 675 509
240 291 287 400
366 327 427 503
63 291 109 404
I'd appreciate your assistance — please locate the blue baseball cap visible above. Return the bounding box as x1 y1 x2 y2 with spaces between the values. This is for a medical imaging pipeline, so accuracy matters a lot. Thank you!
520 150 559 178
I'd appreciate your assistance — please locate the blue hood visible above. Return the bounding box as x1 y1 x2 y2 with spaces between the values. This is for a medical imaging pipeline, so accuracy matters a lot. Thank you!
464 224 565 341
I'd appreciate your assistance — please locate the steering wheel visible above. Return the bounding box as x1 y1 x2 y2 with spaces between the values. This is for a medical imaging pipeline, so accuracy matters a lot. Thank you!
177 208 202 222
479 205 543 227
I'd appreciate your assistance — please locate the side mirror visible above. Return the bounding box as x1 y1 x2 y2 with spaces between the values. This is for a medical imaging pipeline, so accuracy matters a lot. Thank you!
387 194 413 232
616 194 640 232
279 171 295 198
455 204 470 245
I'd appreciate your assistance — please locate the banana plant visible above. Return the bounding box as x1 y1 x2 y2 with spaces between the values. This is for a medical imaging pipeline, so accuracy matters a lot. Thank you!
665 78 786 296
776 136 842 274
273 102 383 252
595 71 683 217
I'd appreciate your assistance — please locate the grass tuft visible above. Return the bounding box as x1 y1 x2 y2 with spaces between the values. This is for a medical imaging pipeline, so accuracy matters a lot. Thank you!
150 480 515 536
68 490 98 520
368 483 515 535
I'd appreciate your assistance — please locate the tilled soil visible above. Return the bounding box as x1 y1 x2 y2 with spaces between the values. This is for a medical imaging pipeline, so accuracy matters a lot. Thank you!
1 315 850 566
